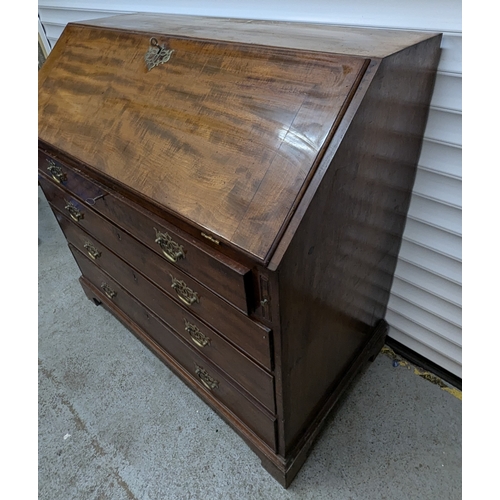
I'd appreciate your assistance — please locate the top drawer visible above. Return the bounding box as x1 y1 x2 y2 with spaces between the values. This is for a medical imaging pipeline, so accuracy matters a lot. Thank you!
39 149 252 313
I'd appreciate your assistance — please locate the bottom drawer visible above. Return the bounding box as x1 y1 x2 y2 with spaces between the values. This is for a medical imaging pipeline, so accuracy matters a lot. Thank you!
71 244 277 451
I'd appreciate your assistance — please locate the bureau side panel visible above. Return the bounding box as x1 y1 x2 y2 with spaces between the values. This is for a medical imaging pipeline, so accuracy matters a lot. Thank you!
277 36 442 453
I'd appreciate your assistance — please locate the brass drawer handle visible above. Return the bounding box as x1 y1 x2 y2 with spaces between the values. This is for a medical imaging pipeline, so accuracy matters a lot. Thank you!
101 282 116 300
64 200 84 222
195 365 219 391
46 159 67 184
154 228 185 263
83 241 101 260
170 276 199 306
184 319 210 347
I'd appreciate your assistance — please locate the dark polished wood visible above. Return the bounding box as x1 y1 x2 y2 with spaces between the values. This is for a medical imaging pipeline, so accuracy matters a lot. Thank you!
39 173 272 371
56 208 275 411
276 36 442 452
38 23 367 261
38 13 441 488
76 267 277 451
77 13 437 61
38 150 252 313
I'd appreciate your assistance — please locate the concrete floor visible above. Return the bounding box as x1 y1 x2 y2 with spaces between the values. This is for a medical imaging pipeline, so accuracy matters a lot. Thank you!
38 188 461 499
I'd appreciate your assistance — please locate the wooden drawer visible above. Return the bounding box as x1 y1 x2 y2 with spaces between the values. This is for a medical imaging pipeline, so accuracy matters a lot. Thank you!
39 149 251 313
44 193 273 371
61 214 275 411
72 246 277 451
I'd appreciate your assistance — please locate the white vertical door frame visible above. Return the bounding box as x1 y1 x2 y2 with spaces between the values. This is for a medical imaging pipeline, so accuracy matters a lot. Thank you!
38 16 51 55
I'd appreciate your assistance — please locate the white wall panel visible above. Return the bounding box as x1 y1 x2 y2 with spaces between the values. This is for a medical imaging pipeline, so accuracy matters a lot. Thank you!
38 0 462 379
388 295 462 346
38 1 462 31
424 109 462 146
431 73 462 112
38 17 51 54
388 325 462 378
403 219 462 261
419 141 461 178
438 34 462 74
394 260 461 307
407 195 461 235
390 278 461 327
412 169 462 207
386 313 462 363
397 240 461 284
40 21 65 42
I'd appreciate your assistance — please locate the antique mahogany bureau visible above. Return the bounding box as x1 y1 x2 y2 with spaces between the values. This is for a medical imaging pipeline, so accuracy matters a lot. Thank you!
38 13 441 487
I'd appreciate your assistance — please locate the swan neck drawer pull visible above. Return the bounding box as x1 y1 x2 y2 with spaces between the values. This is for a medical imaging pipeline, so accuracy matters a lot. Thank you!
170 276 199 306
46 160 67 184
101 282 116 300
195 365 219 391
83 241 101 260
184 319 210 347
64 200 84 222
154 227 185 263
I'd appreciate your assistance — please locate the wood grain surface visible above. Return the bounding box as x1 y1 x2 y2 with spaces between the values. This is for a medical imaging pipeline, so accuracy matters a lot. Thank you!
38 23 367 260
66 231 275 411
38 174 273 371
38 149 253 313
38 14 442 488
77 13 437 58
76 267 277 451
276 36 442 451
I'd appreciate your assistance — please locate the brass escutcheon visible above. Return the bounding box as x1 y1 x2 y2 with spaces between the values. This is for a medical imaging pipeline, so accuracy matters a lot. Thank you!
154 228 185 263
170 276 199 306
46 159 67 184
145 37 174 71
195 365 219 391
184 319 210 347
64 200 84 222
201 232 220 245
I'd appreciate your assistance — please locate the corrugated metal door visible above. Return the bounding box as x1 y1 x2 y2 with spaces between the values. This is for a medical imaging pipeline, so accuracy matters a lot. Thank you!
38 0 462 379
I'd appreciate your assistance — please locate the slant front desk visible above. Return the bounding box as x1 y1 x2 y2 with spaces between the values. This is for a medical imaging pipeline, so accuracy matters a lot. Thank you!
38 13 441 487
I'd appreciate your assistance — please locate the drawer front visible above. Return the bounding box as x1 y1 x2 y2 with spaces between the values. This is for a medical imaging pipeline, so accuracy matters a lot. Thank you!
43 189 273 371
39 149 251 313
60 214 275 412
72 247 277 451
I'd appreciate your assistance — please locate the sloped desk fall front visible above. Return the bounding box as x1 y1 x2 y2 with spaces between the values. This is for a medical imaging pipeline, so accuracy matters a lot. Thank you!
38 13 441 487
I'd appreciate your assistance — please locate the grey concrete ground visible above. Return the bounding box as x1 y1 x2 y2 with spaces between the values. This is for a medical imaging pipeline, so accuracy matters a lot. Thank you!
38 188 461 500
